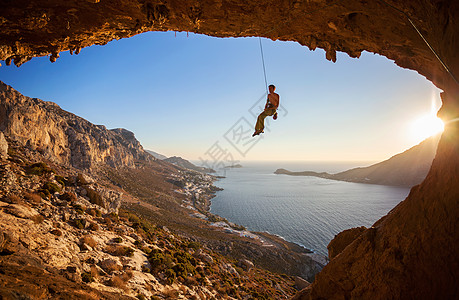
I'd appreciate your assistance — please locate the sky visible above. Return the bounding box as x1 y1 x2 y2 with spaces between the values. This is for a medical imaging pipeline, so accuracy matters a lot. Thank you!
0 31 443 166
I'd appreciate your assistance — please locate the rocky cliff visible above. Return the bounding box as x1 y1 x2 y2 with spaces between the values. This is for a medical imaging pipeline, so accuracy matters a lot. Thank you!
0 81 151 171
1 1 459 299
276 134 440 187
0 143 299 299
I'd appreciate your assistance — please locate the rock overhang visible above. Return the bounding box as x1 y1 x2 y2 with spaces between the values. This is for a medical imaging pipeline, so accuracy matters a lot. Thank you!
0 0 457 98
0 1 458 299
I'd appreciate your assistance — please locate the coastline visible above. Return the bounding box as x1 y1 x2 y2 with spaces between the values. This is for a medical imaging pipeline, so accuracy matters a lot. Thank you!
172 171 327 281
176 170 325 257
205 175 323 258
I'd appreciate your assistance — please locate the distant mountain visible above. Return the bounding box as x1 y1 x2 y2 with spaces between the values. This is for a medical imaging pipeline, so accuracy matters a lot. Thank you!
163 156 215 173
0 81 151 170
275 135 440 187
146 150 168 160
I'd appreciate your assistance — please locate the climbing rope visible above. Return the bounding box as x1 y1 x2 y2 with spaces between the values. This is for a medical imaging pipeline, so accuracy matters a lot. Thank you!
259 37 269 95
376 0 459 87
256 0 458 87
256 0 346 95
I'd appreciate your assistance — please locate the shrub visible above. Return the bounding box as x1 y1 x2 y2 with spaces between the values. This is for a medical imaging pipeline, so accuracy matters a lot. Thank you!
60 191 77 202
141 265 150 273
27 162 54 176
23 192 42 204
87 208 101 217
165 269 176 285
55 175 66 187
120 270 133 281
88 222 99 231
185 275 198 286
6 194 23 204
163 288 179 299
172 262 196 279
187 241 200 250
74 218 86 229
99 259 122 274
105 245 134 257
86 208 96 217
81 272 94 283
137 294 147 300
86 188 104 207
109 276 126 290
109 271 132 291
94 208 102 217
43 182 61 194
128 214 141 224
72 204 85 214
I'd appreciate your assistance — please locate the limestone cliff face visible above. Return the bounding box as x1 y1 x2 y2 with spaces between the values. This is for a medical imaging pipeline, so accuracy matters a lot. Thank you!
0 81 152 170
1 1 459 299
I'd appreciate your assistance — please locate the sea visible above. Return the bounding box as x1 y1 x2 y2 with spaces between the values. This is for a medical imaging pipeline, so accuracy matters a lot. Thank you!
209 161 411 256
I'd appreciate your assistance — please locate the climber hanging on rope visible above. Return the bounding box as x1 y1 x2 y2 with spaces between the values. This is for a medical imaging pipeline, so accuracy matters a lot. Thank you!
252 84 279 137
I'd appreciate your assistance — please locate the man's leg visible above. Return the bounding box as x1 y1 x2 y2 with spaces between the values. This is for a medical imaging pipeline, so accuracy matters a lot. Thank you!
255 110 269 132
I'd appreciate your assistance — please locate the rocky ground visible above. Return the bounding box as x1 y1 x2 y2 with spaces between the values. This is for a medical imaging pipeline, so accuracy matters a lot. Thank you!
0 135 303 299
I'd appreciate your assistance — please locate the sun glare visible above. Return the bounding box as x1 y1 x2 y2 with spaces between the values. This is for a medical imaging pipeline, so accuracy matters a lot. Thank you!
410 114 444 144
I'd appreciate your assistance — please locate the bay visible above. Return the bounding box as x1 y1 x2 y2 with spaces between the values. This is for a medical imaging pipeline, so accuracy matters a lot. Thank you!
210 161 411 256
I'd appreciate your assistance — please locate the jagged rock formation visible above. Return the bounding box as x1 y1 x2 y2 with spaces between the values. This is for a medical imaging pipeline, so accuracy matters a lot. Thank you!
276 134 440 187
0 81 151 170
1 1 458 299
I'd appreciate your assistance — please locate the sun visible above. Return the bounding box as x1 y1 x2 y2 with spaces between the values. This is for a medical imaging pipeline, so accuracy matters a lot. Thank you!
409 114 444 144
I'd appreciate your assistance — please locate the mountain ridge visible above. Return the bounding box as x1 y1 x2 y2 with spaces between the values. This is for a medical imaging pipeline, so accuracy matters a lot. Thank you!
0 81 152 171
164 156 215 173
275 134 440 187
145 149 168 160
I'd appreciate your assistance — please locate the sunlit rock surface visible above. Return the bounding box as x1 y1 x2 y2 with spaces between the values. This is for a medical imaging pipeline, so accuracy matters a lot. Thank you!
0 82 151 170
0 1 458 299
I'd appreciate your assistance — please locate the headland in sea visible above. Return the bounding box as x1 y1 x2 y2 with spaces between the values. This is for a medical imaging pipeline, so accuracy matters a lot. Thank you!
209 161 410 255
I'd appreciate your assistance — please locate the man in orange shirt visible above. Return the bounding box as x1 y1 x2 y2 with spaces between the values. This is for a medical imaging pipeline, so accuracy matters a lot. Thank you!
253 84 279 137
